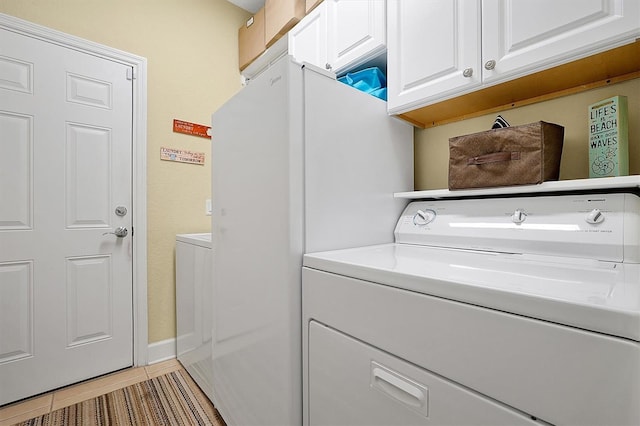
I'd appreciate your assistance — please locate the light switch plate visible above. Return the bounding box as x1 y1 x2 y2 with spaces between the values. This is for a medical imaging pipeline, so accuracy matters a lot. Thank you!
206 199 212 216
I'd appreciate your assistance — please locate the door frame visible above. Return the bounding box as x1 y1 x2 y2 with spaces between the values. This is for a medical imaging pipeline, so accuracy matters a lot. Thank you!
0 13 149 366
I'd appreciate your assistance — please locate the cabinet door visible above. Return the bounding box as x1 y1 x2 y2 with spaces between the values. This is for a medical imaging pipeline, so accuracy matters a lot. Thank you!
387 0 481 114
482 0 640 84
326 0 386 74
288 1 328 70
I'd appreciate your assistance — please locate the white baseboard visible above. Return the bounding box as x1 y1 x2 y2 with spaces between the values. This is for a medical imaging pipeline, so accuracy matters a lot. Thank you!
147 337 176 364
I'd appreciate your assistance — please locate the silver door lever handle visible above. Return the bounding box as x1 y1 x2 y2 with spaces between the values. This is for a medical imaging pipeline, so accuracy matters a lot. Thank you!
103 226 128 237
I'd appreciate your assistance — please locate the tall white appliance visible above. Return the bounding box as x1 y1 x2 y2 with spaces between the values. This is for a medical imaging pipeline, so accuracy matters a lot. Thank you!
211 57 414 425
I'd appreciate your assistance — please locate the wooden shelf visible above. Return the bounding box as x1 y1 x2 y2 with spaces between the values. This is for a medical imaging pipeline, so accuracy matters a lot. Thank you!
394 176 640 200
398 40 640 129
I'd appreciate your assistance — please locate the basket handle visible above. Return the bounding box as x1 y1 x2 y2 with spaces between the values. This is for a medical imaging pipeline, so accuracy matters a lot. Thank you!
467 151 521 165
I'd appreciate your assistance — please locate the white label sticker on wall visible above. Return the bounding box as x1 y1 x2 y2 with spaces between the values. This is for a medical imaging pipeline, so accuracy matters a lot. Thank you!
160 147 205 165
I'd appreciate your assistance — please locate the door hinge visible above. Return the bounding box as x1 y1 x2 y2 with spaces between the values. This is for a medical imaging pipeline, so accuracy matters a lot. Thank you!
126 68 136 80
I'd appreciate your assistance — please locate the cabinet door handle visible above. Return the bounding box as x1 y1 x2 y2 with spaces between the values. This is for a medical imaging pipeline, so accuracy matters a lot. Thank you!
463 68 473 78
484 59 496 70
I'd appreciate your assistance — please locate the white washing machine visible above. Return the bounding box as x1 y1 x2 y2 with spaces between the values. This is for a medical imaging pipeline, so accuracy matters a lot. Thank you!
302 190 640 426
176 233 213 401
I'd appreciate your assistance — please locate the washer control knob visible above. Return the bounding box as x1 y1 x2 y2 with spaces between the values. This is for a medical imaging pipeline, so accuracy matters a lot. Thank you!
413 209 436 226
511 209 527 224
586 208 605 224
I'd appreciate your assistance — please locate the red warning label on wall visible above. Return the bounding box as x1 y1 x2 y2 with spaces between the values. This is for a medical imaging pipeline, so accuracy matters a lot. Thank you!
173 119 211 139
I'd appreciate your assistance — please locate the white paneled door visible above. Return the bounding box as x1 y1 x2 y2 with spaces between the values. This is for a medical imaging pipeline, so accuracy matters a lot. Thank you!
0 28 133 405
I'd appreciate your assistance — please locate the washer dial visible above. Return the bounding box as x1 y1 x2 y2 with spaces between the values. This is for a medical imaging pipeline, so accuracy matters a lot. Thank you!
511 209 527 224
413 209 436 226
585 208 605 224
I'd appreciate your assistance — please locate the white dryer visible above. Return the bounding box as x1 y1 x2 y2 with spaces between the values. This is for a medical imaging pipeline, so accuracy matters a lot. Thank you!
302 190 640 426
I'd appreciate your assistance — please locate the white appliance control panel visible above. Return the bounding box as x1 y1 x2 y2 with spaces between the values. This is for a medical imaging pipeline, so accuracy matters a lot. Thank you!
395 193 640 263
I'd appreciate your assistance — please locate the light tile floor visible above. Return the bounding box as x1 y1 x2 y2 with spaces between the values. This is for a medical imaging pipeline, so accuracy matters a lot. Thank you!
0 359 185 426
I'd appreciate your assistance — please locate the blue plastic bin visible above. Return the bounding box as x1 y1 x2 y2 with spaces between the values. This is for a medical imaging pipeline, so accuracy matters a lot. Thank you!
338 67 387 101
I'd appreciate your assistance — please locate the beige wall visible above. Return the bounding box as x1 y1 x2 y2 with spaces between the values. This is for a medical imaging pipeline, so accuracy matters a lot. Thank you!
0 0 249 343
415 78 640 190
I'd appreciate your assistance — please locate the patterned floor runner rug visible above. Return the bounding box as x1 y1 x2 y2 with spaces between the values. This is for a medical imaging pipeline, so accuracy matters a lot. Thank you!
16 370 225 426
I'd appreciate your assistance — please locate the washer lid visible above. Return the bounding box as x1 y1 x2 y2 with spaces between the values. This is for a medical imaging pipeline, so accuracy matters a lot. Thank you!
176 233 212 249
303 243 640 341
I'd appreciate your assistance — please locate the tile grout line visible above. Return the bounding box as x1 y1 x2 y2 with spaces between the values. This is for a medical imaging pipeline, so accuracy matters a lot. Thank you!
49 392 54 415
144 365 151 380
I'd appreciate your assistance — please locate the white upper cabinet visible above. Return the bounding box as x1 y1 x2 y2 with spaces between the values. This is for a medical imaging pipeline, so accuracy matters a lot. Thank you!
388 0 640 115
387 0 481 114
482 0 640 84
326 0 386 74
288 1 329 69
289 0 386 74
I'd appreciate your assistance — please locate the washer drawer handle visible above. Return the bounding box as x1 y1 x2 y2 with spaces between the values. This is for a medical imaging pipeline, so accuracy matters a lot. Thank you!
370 362 428 416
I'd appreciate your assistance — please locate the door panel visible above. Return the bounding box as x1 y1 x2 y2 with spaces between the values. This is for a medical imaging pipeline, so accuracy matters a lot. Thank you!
0 55 33 93
65 255 112 346
0 27 133 406
0 111 32 229
0 261 33 363
65 123 112 228
66 73 114 109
